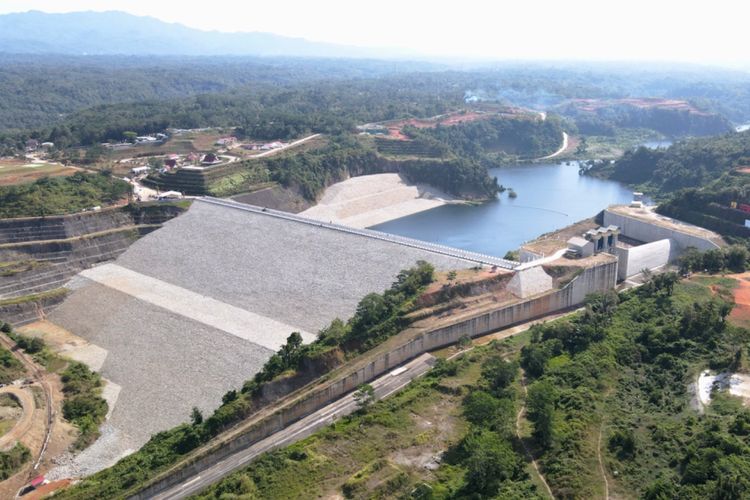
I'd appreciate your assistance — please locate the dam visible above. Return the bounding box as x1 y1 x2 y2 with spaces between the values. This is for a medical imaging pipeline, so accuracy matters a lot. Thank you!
36 197 501 475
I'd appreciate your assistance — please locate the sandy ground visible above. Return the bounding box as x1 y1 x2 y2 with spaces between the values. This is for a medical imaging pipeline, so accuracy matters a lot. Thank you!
300 173 461 228
697 370 750 407
0 387 35 451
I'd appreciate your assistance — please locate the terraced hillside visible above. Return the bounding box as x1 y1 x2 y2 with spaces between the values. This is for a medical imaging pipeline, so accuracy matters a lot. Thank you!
0 203 187 325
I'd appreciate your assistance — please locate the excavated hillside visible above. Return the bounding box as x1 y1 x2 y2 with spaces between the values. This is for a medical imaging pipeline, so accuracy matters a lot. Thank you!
0 203 187 325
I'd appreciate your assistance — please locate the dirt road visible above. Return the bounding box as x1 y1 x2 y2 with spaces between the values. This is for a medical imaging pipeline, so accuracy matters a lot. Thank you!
0 334 54 470
537 132 569 160
0 386 35 450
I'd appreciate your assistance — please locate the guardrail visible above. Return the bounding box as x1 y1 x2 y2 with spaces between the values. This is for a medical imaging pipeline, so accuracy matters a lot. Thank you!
199 197 519 270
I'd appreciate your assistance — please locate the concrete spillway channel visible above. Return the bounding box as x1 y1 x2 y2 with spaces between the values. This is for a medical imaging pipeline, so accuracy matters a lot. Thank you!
200 197 520 270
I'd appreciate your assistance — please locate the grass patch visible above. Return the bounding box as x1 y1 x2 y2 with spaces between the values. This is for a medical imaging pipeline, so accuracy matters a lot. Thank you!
61 361 108 450
0 287 68 307
0 442 30 480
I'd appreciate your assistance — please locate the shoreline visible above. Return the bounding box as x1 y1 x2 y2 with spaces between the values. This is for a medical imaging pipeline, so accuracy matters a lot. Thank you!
299 173 465 228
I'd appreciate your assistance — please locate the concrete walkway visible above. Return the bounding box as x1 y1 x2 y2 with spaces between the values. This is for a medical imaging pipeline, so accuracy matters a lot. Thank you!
80 264 314 351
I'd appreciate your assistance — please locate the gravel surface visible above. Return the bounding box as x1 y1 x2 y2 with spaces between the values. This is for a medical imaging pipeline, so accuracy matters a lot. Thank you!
48 282 274 474
117 199 471 333
299 173 459 228
45 199 472 475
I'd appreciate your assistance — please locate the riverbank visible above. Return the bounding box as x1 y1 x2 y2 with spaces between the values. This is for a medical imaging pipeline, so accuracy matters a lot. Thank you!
299 173 463 228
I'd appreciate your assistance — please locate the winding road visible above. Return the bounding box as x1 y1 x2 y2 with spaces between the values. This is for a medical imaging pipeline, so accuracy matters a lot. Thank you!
0 386 35 451
537 132 569 161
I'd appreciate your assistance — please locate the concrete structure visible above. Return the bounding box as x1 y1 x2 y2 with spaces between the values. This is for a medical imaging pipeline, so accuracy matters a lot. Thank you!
603 204 723 280
133 258 618 499
614 239 672 280
604 205 721 256
566 236 594 257
45 198 510 473
584 225 619 254
506 266 554 298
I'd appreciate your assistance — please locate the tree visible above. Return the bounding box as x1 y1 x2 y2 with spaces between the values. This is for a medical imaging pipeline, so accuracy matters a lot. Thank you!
190 407 203 426
123 131 138 143
447 270 457 282
463 391 501 426
279 332 304 368
576 136 588 155
482 357 518 392
679 247 703 274
527 381 555 447
353 383 375 412
462 428 522 495
703 249 725 273
725 245 749 272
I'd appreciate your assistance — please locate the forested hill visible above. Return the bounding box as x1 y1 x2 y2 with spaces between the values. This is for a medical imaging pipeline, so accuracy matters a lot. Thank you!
557 99 732 137
584 130 750 195
1 76 462 148
0 56 439 132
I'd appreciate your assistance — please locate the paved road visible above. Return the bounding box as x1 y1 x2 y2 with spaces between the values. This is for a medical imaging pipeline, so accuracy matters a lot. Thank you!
200 197 519 270
252 134 320 158
150 353 436 500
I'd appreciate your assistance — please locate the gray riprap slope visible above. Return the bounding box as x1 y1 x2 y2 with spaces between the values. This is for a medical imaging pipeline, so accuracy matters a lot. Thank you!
49 280 274 448
116 199 471 333
46 199 472 474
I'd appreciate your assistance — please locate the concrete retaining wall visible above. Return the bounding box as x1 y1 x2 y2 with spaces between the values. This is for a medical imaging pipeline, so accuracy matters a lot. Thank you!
133 259 617 499
603 209 719 255
615 239 672 280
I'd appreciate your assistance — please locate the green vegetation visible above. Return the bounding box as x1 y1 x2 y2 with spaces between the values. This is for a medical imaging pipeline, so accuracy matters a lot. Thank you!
61 361 108 449
0 288 68 308
518 275 750 498
52 271 750 499
0 172 131 217
678 245 750 274
192 343 542 500
559 101 731 137
168 134 499 201
0 342 23 385
573 128 665 160
2 323 108 448
407 115 564 160
583 130 750 196
0 442 31 480
55 262 436 499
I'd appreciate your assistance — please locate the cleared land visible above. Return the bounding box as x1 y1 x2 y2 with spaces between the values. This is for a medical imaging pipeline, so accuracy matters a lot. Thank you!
300 173 461 228
0 161 78 186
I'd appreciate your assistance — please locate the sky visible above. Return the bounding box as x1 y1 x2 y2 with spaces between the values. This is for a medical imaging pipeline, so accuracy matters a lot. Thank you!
1 0 749 65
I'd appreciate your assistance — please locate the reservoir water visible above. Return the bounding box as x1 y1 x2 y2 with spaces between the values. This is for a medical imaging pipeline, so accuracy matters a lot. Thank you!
370 162 634 257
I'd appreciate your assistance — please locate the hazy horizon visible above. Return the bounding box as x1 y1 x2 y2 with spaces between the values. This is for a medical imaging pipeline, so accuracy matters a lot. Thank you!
1 1 749 69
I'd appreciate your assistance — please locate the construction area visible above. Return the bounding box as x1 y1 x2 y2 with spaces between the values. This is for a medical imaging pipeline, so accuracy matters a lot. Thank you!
0 190 723 493
24 198 492 476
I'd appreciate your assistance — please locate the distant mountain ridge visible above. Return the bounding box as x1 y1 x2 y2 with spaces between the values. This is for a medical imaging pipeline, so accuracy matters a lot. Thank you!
0 10 403 58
